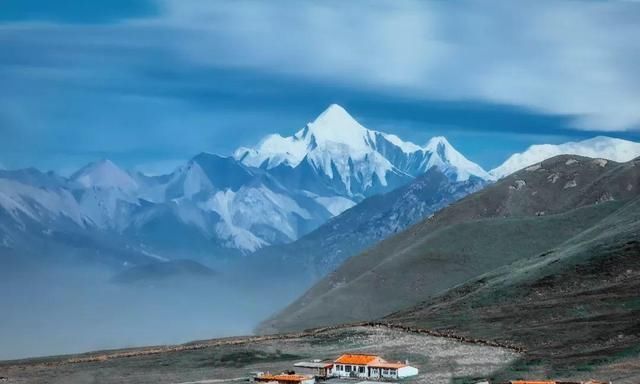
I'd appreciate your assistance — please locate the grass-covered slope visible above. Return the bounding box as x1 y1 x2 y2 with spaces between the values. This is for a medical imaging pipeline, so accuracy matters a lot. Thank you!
260 155 640 333
385 195 640 371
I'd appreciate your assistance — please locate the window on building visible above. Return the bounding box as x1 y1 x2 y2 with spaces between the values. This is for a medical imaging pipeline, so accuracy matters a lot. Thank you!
359 366 365 373
345 366 351 373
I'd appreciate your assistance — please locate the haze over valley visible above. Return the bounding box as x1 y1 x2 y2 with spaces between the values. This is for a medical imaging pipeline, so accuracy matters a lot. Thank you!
2 2 640 383
2 104 640 363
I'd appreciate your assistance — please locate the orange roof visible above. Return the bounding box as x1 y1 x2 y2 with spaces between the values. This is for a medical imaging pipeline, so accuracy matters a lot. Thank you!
334 354 380 365
256 374 312 383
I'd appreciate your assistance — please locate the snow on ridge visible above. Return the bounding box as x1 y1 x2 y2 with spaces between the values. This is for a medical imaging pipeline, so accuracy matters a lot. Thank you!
314 196 356 216
234 104 372 169
234 104 492 187
71 159 138 192
200 185 312 251
0 178 86 227
422 136 494 181
181 162 214 198
490 136 640 179
202 189 267 252
380 132 422 154
234 132 308 169
234 104 409 194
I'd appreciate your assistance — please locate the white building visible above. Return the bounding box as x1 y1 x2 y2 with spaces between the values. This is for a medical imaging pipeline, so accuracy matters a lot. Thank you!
330 354 419 379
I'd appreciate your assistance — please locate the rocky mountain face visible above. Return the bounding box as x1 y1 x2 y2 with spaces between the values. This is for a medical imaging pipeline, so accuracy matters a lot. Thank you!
245 168 488 283
259 155 640 335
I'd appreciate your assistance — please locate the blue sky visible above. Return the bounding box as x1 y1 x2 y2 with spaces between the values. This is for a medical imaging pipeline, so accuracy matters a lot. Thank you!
1 0 640 174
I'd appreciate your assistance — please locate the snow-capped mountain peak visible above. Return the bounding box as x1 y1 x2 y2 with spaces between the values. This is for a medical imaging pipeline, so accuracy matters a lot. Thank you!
423 136 494 181
71 159 138 192
234 134 304 169
490 136 640 179
234 104 373 170
301 104 370 151
234 104 493 198
424 135 451 152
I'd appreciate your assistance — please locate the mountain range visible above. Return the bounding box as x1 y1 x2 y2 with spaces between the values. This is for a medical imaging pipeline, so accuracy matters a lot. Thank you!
0 105 499 269
2 105 640 273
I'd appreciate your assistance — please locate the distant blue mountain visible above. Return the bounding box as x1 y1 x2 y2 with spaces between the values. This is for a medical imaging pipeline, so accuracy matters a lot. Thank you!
0 104 497 265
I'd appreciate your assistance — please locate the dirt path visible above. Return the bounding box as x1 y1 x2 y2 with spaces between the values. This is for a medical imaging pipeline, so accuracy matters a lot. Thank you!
172 377 248 384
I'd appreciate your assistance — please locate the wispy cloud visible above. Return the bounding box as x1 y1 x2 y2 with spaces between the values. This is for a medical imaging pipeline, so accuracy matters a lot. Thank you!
0 0 639 171
157 0 640 131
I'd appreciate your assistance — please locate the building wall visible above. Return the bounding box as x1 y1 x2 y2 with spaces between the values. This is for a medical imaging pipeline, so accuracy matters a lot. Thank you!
397 366 419 378
332 364 368 378
380 368 398 379
332 363 418 379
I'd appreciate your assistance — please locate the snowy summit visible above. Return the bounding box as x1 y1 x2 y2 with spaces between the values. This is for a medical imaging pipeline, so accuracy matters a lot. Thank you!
234 104 373 169
235 104 492 195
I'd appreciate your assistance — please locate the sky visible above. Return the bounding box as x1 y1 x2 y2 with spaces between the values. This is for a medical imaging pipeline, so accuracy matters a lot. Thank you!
1 0 640 174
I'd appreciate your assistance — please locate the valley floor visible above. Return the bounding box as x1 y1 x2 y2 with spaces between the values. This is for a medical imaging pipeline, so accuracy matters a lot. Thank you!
1 325 637 384
0 325 519 384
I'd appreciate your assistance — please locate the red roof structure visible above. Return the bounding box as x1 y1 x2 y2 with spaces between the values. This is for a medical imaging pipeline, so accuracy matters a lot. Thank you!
334 354 407 368
334 354 380 365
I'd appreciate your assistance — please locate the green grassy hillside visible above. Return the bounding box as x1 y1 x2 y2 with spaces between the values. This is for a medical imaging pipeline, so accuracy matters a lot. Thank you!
386 195 640 372
260 155 640 334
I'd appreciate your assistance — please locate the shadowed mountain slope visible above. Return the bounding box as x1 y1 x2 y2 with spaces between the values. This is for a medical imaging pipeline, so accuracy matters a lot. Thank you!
260 155 640 333
385 194 640 371
244 168 487 280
